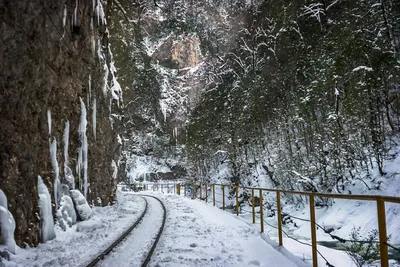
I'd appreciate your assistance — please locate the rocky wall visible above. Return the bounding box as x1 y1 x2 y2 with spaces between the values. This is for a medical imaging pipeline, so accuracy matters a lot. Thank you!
0 0 122 246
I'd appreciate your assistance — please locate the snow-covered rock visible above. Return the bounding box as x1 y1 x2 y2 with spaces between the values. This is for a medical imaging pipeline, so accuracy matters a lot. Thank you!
57 195 77 231
37 176 56 242
70 190 92 221
0 190 16 254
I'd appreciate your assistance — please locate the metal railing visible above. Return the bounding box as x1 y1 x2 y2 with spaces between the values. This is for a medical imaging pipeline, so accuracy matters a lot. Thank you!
174 182 400 267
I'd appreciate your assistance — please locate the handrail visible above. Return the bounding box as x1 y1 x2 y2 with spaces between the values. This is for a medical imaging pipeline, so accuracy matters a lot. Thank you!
175 181 400 267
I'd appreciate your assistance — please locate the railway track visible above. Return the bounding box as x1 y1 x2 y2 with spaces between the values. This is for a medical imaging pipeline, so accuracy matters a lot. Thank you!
85 195 167 267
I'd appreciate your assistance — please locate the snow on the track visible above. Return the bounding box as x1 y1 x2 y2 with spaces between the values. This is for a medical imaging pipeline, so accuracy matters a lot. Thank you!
98 196 164 267
149 192 302 267
4 193 145 267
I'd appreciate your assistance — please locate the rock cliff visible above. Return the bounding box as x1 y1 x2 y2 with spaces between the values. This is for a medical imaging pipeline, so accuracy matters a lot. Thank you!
0 0 122 246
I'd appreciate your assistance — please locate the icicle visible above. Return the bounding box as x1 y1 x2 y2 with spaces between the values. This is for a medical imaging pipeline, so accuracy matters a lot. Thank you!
97 39 104 61
92 99 96 140
78 98 88 198
38 176 56 242
49 138 61 210
62 4 67 38
96 0 100 25
87 75 92 107
73 0 78 26
91 35 96 57
47 109 51 135
64 120 70 167
174 127 178 144
63 5 67 28
102 63 109 96
111 160 118 179
160 100 167 122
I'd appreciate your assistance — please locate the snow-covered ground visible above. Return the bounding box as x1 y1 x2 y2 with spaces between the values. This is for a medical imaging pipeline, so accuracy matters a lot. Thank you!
148 192 304 267
3 193 145 267
3 175 399 267
98 196 164 267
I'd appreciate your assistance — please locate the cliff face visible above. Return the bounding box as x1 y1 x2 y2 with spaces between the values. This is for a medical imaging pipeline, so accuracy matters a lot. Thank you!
153 35 202 69
0 0 122 246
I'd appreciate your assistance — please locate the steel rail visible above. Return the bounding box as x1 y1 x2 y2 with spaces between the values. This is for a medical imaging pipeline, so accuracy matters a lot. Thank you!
85 196 148 267
138 195 167 267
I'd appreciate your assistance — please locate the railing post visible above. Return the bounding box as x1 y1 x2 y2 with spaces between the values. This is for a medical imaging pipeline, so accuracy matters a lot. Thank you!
252 188 255 224
259 189 264 233
222 185 225 210
309 195 318 267
212 184 215 206
276 191 283 246
377 199 389 267
200 182 202 201
205 183 208 203
236 185 239 216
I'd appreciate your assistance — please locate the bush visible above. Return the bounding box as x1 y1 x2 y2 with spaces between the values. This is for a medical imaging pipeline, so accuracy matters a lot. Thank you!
345 226 380 267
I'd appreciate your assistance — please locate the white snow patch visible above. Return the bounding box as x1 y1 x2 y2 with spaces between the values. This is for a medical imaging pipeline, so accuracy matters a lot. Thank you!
352 66 373 72
70 190 92 221
111 76 122 106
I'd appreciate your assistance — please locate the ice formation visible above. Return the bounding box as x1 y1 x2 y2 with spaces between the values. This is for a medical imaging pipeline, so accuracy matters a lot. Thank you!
111 160 118 179
65 166 75 190
73 0 78 26
47 109 51 135
63 120 70 170
101 62 109 96
70 190 92 221
57 195 77 231
78 98 88 198
37 176 56 242
49 138 61 210
0 190 16 254
92 99 96 140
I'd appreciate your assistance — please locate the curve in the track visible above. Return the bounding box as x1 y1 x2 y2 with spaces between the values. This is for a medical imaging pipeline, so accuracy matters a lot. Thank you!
138 195 167 267
85 194 166 267
85 196 148 267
